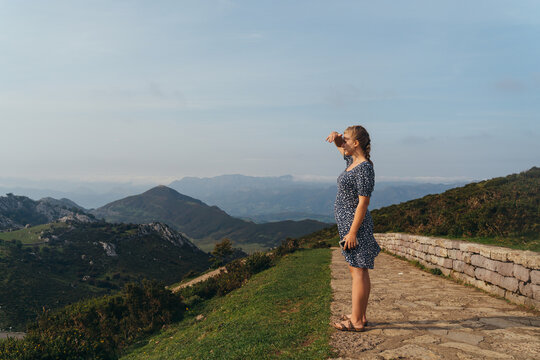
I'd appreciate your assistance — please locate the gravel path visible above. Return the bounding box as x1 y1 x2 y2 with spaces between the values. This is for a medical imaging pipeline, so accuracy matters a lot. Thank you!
329 247 540 359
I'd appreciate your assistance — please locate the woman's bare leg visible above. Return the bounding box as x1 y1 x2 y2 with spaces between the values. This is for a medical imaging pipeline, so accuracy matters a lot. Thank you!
347 266 370 325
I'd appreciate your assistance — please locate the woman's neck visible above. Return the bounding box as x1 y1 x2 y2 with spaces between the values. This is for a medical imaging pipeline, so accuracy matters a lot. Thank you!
351 152 367 164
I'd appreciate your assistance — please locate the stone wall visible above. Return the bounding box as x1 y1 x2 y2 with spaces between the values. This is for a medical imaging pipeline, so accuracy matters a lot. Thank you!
374 233 540 309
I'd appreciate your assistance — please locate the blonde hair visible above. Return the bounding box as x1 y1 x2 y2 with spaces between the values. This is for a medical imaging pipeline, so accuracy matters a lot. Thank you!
345 125 372 165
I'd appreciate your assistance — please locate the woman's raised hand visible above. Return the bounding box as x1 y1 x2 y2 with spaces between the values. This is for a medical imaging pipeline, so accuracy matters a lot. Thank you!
326 131 343 145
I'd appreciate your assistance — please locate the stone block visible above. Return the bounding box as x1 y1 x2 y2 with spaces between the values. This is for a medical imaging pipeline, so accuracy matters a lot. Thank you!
495 261 514 277
449 240 462 249
434 238 453 248
464 264 476 277
513 264 530 282
475 278 506 297
441 267 451 276
531 270 540 285
418 235 434 245
459 242 482 254
506 250 528 267
475 267 503 287
489 247 508 262
521 252 540 270
479 246 491 258
453 260 465 272
442 258 453 269
432 255 445 267
519 281 533 297
471 254 497 271
533 285 540 301
462 251 471 264
427 246 436 255
448 249 458 259
495 276 519 293
435 247 448 257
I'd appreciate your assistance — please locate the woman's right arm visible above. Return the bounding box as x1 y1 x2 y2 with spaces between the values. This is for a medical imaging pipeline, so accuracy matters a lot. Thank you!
325 131 345 156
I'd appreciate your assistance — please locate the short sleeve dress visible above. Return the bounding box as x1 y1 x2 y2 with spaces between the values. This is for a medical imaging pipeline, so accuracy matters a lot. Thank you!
334 154 381 269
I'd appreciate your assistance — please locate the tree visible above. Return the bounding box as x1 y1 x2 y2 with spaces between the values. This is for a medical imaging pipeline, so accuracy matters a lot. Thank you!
211 238 233 268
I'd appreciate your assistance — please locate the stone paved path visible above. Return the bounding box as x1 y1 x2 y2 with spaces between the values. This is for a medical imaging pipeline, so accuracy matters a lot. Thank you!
329 247 540 360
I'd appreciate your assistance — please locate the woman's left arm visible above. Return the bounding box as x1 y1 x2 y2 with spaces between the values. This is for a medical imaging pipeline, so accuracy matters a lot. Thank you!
343 196 370 250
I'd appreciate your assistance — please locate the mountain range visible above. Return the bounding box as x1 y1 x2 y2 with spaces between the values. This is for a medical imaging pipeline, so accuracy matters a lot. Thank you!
169 174 465 223
91 185 331 252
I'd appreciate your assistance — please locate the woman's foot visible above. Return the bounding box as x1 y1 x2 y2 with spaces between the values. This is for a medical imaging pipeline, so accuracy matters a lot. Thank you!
340 314 368 327
332 319 365 332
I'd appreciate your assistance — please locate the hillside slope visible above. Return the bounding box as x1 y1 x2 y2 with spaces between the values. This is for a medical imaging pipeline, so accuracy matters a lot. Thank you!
121 248 333 360
372 167 539 243
0 220 210 331
91 185 331 252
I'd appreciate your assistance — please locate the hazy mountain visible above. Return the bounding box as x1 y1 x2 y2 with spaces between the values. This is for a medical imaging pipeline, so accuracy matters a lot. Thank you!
39 196 86 211
91 185 331 252
0 181 155 209
372 167 540 242
0 193 88 231
0 219 211 331
169 174 465 222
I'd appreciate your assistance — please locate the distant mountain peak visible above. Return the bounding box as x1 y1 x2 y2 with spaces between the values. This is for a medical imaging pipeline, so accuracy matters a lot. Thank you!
142 185 204 204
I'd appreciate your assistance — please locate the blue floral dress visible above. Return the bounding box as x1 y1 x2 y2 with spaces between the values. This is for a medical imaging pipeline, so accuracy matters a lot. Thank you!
334 154 381 268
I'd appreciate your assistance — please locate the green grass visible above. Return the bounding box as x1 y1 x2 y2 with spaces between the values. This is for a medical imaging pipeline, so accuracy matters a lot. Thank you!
121 248 335 360
0 223 67 245
443 234 540 252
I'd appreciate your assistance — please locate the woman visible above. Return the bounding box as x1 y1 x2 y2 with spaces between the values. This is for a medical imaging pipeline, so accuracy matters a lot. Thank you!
326 125 381 332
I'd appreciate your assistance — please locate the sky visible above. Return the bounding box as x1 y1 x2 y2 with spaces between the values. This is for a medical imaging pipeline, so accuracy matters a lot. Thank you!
1 0 539 186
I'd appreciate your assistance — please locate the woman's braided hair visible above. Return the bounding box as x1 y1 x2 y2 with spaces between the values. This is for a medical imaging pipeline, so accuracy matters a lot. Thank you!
345 125 373 165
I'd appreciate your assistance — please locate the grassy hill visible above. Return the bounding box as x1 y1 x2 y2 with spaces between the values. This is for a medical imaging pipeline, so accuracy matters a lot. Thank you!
121 247 334 360
371 167 540 251
91 185 331 252
0 221 210 331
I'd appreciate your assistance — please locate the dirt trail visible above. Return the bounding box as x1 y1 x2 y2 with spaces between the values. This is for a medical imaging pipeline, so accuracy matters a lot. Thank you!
329 247 540 360
169 266 227 293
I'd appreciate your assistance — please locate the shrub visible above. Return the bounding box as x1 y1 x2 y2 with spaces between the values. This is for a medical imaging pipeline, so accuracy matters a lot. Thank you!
0 280 186 359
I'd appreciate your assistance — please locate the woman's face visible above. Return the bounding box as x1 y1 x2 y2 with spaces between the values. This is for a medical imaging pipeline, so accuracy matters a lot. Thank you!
342 131 358 155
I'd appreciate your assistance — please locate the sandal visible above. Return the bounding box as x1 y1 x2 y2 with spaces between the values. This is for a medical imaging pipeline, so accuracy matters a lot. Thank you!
332 319 365 332
340 314 368 327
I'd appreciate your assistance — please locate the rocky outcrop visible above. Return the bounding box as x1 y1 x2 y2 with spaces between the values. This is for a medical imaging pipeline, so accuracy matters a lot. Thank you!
58 214 96 224
99 241 117 257
137 222 199 249
0 193 88 231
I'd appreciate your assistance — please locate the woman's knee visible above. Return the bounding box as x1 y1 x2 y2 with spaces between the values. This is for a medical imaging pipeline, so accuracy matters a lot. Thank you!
349 266 368 277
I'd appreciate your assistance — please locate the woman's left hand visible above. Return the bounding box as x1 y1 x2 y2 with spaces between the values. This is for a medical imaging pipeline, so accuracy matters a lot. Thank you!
343 232 357 250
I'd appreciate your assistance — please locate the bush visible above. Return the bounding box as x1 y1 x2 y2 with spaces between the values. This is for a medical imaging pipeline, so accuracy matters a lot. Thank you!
245 252 272 274
273 237 299 257
0 280 186 359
